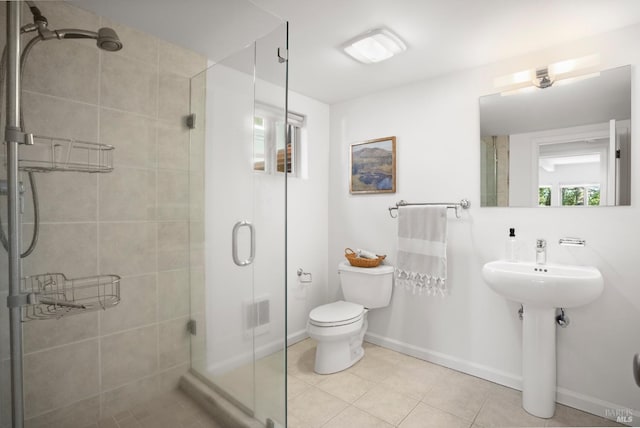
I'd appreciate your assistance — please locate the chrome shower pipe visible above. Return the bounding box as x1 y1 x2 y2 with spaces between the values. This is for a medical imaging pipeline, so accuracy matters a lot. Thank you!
6 2 25 427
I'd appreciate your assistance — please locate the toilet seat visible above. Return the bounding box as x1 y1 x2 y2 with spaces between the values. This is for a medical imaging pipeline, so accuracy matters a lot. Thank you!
309 300 364 327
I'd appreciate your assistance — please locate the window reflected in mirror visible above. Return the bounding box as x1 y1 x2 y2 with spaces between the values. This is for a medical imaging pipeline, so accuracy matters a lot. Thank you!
479 65 631 207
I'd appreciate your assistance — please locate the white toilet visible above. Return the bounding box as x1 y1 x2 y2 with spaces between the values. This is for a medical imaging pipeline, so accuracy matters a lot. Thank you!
306 261 394 374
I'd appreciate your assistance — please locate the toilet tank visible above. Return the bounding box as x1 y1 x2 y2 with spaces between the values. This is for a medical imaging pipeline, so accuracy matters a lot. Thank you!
338 261 394 309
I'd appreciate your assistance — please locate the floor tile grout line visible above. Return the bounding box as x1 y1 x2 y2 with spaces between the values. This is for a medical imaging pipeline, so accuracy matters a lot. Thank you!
393 398 421 427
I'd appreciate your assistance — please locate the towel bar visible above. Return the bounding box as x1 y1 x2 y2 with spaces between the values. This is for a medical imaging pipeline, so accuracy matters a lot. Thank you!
388 199 470 219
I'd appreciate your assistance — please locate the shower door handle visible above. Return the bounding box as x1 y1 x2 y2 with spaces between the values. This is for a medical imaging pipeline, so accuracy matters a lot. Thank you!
232 220 255 266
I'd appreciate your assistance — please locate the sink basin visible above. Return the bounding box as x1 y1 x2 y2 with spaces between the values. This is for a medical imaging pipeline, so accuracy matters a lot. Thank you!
482 260 603 308
482 260 604 419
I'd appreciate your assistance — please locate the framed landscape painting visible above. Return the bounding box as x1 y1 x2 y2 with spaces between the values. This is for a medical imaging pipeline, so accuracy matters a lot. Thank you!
350 136 396 194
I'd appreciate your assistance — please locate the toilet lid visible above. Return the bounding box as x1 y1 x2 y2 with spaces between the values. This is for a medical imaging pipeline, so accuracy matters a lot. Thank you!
309 301 364 326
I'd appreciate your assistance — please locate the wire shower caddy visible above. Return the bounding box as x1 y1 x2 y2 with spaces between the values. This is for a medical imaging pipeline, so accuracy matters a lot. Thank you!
21 273 121 321
18 135 114 173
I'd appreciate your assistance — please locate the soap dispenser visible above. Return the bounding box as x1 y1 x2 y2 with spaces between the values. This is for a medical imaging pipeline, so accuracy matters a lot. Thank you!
506 228 518 262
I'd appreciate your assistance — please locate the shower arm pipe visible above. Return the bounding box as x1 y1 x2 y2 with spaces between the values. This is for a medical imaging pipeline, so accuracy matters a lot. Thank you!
6 4 26 428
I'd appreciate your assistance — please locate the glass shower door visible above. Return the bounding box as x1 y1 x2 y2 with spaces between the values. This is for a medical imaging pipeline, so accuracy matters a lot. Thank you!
189 23 288 427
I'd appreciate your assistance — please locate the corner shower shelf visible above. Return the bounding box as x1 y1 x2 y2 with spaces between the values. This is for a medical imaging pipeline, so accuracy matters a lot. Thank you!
18 135 114 173
21 273 121 321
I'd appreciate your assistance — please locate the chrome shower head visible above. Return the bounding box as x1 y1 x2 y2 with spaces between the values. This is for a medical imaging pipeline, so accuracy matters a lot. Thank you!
97 27 123 52
53 27 123 52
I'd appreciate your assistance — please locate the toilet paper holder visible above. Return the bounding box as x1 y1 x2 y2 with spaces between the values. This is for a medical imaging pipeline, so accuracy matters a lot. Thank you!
297 268 312 283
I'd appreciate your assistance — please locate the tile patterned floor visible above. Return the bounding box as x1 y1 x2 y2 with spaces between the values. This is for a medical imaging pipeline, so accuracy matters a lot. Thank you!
83 389 224 428
287 339 624 428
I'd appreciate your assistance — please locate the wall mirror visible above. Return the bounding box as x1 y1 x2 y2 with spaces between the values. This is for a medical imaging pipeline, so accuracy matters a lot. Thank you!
479 65 631 207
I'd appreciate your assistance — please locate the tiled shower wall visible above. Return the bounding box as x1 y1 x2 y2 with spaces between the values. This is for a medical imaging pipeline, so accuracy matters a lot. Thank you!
0 2 206 427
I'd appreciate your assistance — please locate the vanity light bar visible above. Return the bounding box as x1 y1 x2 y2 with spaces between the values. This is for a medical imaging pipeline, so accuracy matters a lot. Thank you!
494 54 600 92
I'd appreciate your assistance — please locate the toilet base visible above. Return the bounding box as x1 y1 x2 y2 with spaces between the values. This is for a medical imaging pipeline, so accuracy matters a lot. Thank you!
314 338 364 374
309 317 368 375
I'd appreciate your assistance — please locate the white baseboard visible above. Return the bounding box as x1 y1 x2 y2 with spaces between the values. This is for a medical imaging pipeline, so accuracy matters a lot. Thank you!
364 332 638 426
287 329 308 347
207 330 309 376
208 339 285 375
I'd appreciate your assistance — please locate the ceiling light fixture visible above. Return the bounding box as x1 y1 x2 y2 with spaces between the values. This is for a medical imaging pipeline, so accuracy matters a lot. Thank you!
494 54 600 94
342 28 407 64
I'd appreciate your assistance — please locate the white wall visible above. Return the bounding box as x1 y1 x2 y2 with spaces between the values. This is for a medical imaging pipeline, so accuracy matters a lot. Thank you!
202 59 330 371
254 78 332 345
286 92 331 342
328 24 640 420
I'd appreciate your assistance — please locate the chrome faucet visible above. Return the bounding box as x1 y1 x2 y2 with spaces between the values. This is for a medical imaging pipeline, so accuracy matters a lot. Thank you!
536 239 547 265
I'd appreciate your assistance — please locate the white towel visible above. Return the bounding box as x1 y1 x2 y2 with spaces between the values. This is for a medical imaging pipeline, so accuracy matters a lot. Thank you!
356 248 378 259
396 206 448 296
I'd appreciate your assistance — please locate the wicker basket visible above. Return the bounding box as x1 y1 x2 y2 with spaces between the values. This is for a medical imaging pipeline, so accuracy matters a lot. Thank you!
345 248 386 268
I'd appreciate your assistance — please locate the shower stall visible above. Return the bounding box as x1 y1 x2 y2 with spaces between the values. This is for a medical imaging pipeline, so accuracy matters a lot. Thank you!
1 1 288 427
186 22 289 428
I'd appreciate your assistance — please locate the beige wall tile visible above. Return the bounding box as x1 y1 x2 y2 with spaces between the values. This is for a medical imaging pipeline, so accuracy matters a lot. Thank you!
22 91 99 142
99 222 157 276
158 40 207 78
5 2 212 425
99 167 156 221
99 108 157 169
157 222 189 271
189 135 205 173
101 376 158 418
157 170 189 220
158 270 189 321
32 2 100 34
101 325 158 391
0 294 9 361
23 311 99 354
101 274 157 335
22 223 98 278
24 339 100 417
158 73 190 125
156 363 188 394
24 395 100 428
23 42 100 104
0 254 6 294
100 18 158 65
0 6 6 52
189 268 205 314
23 172 97 223
101 54 157 117
189 176 204 223
0 359 10 428
157 124 189 171
158 317 189 370
188 71 206 174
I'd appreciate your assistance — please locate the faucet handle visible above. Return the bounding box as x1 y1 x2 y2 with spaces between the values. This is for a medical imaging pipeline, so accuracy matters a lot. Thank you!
536 239 546 248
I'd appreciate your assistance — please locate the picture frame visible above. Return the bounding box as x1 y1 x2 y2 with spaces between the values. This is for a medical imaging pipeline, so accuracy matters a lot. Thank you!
350 136 396 194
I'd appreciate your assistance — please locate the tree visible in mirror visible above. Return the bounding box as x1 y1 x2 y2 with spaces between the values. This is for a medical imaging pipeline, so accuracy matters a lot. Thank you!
562 187 584 206
588 186 601 206
538 187 551 206
561 186 600 206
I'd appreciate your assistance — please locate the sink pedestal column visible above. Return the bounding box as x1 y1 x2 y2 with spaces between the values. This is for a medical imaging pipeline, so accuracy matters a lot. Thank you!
522 305 556 418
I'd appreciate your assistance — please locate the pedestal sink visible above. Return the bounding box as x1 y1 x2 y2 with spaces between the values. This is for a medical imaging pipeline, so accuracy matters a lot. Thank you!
482 260 604 418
